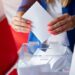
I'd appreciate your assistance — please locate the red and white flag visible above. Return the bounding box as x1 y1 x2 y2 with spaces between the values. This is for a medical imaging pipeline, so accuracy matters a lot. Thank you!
0 0 28 74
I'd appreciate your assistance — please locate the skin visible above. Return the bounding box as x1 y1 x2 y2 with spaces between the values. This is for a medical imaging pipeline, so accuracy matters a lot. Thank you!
48 14 75 35
12 11 32 33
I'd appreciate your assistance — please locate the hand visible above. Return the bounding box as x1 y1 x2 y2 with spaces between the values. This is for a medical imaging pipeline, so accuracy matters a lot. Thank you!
12 16 32 33
48 14 75 35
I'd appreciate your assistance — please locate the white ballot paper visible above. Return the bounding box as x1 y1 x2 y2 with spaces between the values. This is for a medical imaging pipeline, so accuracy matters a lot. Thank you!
23 1 52 43
69 45 75 75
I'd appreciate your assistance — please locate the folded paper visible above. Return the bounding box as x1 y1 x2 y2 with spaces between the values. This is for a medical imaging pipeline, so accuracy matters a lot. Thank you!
23 1 52 43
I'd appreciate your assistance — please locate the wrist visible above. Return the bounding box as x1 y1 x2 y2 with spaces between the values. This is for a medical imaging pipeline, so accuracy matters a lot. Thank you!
16 11 25 17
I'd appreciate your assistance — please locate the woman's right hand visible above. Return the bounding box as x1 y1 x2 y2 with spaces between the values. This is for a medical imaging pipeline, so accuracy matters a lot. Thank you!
12 16 32 33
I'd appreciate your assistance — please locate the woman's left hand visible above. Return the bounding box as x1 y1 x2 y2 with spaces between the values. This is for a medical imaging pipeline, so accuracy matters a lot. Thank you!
48 14 75 35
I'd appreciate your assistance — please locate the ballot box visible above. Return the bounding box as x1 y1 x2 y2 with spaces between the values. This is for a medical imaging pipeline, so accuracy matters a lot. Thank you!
17 42 72 75
17 1 72 75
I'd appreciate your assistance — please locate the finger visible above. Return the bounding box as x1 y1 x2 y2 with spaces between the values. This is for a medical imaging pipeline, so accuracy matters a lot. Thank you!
25 19 32 24
13 16 22 21
20 18 32 24
48 18 68 31
56 13 69 22
48 19 59 26
14 25 31 33
22 27 31 33
17 29 30 33
13 16 31 24
21 22 32 28
13 19 32 28
49 23 70 35
48 13 69 26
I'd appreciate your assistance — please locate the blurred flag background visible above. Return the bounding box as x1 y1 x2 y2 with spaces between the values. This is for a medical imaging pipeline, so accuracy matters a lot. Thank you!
0 0 28 74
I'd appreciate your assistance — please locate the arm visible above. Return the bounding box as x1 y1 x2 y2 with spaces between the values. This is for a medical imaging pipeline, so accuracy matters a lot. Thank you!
17 0 37 16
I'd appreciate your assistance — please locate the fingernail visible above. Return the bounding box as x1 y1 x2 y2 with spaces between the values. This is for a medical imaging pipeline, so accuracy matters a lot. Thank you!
26 20 32 24
48 23 52 26
48 27 53 31
49 31 57 35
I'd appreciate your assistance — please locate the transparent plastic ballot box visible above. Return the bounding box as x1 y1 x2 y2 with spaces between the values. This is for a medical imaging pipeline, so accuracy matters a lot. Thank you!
17 42 72 75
